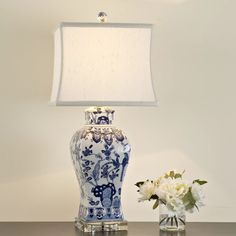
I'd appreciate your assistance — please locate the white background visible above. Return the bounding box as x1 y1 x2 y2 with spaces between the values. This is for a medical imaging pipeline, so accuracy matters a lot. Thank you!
0 0 236 222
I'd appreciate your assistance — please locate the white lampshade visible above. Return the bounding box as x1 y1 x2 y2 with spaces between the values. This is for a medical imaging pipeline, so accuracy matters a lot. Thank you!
50 23 157 106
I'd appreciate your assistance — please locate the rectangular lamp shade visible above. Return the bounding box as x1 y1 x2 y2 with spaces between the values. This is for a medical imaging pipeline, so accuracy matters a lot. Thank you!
50 23 157 106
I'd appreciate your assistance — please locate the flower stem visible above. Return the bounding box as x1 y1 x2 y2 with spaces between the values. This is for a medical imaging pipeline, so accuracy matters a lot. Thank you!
174 215 179 228
159 217 167 225
166 217 170 225
178 217 186 225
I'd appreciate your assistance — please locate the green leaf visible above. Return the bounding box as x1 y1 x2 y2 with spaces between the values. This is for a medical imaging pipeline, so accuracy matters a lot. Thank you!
135 181 144 188
150 195 159 200
182 188 196 210
174 173 182 179
165 170 184 179
152 199 159 210
169 171 175 178
193 179 208 185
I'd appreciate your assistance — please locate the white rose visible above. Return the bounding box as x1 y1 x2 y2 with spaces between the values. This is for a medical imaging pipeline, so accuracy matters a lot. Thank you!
166 197 185 216
156 177 189 214
138 180 157 202
156 177 189 200
191 183 205 207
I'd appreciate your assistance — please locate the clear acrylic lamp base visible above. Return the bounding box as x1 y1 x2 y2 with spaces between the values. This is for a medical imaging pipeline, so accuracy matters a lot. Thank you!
75 218 128 232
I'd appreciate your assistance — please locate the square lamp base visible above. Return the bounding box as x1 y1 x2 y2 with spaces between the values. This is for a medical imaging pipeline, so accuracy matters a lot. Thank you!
75 218 128 232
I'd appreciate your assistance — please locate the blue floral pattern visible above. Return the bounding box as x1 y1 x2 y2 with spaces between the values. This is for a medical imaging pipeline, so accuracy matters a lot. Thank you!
70 109 130 222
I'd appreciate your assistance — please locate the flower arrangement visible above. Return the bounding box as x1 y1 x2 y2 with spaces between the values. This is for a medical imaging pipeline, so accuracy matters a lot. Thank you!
135 171 207 231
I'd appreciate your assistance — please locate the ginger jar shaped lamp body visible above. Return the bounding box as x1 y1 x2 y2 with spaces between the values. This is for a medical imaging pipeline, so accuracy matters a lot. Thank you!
50 23 157 232
70 107 130 231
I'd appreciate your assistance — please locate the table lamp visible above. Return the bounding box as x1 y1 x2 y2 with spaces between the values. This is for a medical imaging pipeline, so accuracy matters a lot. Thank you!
50 20 157 232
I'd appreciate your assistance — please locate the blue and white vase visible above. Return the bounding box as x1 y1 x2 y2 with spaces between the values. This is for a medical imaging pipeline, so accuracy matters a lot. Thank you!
70 107 130 232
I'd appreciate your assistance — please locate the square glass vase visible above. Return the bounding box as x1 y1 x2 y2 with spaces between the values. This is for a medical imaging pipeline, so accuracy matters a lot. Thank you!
159 203 186 232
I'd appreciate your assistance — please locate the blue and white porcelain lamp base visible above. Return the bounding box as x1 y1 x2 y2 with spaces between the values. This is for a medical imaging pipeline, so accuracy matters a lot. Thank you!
70 107 130 232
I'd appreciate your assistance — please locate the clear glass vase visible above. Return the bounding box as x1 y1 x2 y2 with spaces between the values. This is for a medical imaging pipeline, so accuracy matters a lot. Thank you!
159 203 186 231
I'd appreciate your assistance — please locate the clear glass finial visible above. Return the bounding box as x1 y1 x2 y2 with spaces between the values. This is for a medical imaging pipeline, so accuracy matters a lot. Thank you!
97 12 108 23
